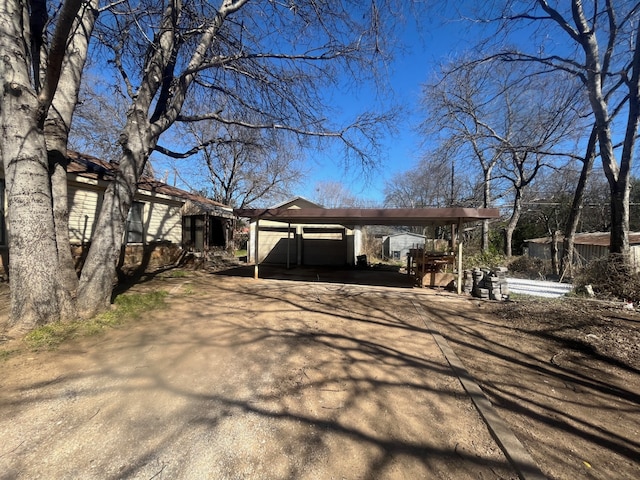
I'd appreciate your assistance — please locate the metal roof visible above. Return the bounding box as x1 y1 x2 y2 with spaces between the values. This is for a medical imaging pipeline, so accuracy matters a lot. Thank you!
235 207 500 227
525 231 640 246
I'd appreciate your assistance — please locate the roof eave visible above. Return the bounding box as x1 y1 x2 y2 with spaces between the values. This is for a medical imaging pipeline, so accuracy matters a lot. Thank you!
234 207 501 226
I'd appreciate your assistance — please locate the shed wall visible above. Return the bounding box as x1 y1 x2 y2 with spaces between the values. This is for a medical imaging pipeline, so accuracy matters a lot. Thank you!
385 234 426 260
526 240 640 272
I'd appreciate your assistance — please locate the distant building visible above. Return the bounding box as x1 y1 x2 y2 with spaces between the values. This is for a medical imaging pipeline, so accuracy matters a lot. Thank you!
523 231 640 271
382 232 426 261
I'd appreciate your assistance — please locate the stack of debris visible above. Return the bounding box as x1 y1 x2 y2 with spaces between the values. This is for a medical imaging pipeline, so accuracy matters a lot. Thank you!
464 267 509 300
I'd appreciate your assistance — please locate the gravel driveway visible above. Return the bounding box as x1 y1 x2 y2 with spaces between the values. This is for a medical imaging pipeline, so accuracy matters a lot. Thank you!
0 273 518 479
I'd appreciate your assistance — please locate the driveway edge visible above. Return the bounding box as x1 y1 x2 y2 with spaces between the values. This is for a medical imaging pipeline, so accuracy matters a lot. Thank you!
412 300 547 480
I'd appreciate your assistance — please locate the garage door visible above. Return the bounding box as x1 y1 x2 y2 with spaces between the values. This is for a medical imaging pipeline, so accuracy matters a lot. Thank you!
302 227 347 266
258 227 297 264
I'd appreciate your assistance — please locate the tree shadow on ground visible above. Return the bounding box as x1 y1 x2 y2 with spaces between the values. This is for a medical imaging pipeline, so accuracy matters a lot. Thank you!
214 264 418 289
419 299 640 479
1 277 516 480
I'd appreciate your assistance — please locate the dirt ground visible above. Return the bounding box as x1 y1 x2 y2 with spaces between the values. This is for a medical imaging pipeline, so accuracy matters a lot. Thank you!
0 266 638 479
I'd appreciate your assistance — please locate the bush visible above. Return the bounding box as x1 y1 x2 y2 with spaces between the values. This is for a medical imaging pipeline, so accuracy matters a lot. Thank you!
507 256 552 279
574 254 640 303
463 250 507 270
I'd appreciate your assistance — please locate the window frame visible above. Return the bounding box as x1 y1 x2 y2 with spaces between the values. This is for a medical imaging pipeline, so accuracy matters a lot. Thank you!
126 201 145 244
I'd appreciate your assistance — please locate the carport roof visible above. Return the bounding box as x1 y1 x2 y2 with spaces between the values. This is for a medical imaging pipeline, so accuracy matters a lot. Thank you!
234 207 500 227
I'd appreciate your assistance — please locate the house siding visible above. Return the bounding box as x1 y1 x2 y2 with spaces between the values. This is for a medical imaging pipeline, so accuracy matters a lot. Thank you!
1 153 234 277
141 199 182 244
68 183 102 244
68 181 183 246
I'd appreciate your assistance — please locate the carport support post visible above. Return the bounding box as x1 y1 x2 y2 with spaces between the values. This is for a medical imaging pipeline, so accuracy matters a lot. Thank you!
254 219 260 279
457 218 463 295
354 225 362 265
286 223 291 269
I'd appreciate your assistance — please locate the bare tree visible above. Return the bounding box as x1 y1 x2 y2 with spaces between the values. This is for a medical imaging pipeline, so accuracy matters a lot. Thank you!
384 142 466 210
76 0 404 317
0 0 408 329
313 181 360 208
497 74 584 256
422 61 504 251
489 0 640 257
157 117 304 208
0 0 97 332
561 126 598 276
423 58 591 255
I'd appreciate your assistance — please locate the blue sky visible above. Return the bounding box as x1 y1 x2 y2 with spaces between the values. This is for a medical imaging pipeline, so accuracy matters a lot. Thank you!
144 3 492 207
299 7 485 205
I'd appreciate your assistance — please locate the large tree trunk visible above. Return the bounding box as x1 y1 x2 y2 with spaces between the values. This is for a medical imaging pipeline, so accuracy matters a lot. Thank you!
49 152 78 319
76 97 155 317
77 1 188 317
76 149 142 318
610 184 631 254
481 167 493 251
572 0 638 258
43 0 98 315
561 127 597 277
77 0 246 317
503 190 522 257
0 0 62 332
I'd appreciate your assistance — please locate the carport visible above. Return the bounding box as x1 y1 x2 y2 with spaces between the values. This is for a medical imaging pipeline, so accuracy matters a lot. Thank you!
235 207 500 293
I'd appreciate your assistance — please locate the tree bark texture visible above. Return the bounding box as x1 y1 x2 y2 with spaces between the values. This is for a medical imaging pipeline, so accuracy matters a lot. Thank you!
551 230 559 276
44 0 99 315
561 127 597 277
0 0 62 331
481 166 493 251
75 0 185 317
609 186 631 254
77 0 240 316
49 153 78 319
76 142 144 318
504 190 522 257
569 0 635 256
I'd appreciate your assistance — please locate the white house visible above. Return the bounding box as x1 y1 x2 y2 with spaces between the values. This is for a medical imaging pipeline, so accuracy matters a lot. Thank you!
0 151 234 275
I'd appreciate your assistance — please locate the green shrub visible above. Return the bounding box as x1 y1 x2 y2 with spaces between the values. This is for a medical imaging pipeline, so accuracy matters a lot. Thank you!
463 250 507 270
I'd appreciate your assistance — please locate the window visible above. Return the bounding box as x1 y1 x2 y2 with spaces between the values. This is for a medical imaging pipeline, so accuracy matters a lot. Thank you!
126 201 144 243
0 180 5 245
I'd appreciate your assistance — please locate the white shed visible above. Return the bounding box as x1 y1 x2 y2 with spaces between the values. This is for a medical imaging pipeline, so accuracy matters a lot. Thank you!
382 232 426 261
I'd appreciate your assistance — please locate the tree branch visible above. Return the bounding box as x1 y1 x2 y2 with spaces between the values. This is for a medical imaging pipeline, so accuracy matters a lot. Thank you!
36 0 85 125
